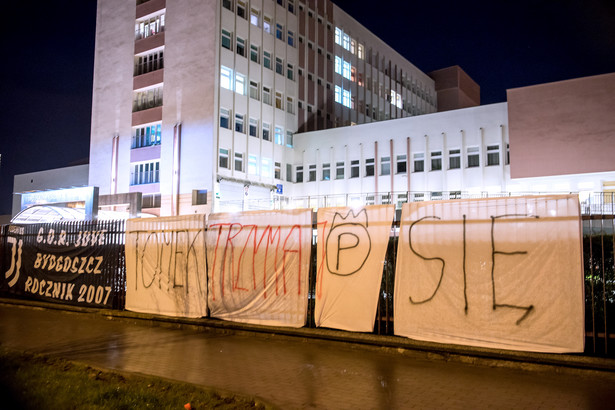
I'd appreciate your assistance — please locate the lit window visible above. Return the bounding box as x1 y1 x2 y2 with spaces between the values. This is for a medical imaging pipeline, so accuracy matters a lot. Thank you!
413 153 424 172
449 149 461 169
220 66 233 90
487 145 500 166
342 33 350 50
286 164 293 182
335 56 342 74
431 151 442 171
250 8 259 26
274 126 283 145
365 158 374 177
219 108 230 129
274 162 282 179
248 155 258 175
467 146 480 168
263 16 272 34
235 113 244 133
263 51 272 69
262 122 270 141
286 131 294 148
334 85 341 103
235 73 246 95
221 29 232 50
322 163 330 181
336 161 345 179
357 44 364 59
335 27 342 45
262 86 272 105
350 39 356 54
351 67 356 82
350 160 359 178
275 92 283 110
219 148 229 169
250 44 259 63
381 156 391 175
396 154 407 174
342 61 351 80
234 152 244 171
342 89 351 108
262 157 272 178
249 118 258 137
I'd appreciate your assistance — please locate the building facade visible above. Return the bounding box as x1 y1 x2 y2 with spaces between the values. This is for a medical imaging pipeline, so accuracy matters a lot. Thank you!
89 0 437 216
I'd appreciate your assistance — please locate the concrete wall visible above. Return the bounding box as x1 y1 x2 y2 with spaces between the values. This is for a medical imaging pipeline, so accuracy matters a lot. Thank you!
507 72 615 179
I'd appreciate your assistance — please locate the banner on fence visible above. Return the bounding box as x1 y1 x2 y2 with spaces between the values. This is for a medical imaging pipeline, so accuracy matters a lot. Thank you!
1 221 124 308
125 215 207 318
315 205 394 332
207 209 312 327
394 195 584 353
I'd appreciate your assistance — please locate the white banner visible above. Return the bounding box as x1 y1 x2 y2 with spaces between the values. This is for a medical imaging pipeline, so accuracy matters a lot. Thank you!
125 215 208 318
206 209 312 327
394 195 584 353
315 205 394 332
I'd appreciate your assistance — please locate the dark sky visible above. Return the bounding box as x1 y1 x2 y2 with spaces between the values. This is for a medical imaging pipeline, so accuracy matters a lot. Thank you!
1 0 614 215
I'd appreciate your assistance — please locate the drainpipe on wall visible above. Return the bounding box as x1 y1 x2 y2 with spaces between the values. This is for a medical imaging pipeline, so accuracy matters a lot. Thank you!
172 123 182 216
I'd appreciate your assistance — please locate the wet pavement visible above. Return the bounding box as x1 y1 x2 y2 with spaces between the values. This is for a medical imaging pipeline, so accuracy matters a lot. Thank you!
1 303 615 409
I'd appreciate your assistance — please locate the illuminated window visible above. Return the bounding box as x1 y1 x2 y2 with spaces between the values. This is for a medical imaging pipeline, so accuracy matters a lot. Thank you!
133 87 163 112
131 161 160 185
135 14 165 40
133 123 162 148
220 66 233 90
134 50 164 76
342 89 351 108
235 73 246 95
274 162 281 179
335 56 342 74
263 16 272 34
250 8 259 26
335 27 342 45
262 157 272 178
342 33 350 50
275 91 283 110
248 155 258 175
274 126 283 144
350 39 356 54
286 164 293 182
357 44 364 59
342 61 351 79
334 85 341 103
286 131 294 148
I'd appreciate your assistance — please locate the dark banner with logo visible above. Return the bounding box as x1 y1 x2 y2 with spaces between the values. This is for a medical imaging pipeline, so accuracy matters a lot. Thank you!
1 220 126 309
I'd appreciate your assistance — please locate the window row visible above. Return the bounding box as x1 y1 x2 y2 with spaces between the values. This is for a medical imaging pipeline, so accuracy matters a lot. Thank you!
334 56 356 81
334 85 352 108
135 14 165 40
293 146 508 183
219 149 289 180
132 123 162 149
131 161 160 186
220 67 295 112
133 87 163 112
334 27 364 59
222 0 296 44
219 109 294 147
134 50 164 76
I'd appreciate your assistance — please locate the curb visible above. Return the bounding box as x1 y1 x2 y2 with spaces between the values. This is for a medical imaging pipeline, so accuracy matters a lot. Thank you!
3 297 614 375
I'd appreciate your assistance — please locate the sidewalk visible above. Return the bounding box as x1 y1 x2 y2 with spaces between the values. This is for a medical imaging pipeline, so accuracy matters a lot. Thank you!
1 298 615 409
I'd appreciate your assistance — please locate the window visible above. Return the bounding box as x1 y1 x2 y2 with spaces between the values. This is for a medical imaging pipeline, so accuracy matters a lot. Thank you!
262 122 271 141
235 73 246 95
350 160 360 178
263 86 272 105
223 0 233 11
275 57 283 75
274 162 281 179
131 161 160 185
219 148 229 169
342 89 351 108
134 50 164 76
276 0 284 6
263 16 272 34
357 44 364 59
342 61 351 80
237 0 246 19
221 29 232 50
263 51 272 69
234 152 244 172
467 146 480 168
286 164 293 182
351 67 356 82
220 66 233 90
431 151 442 171
276 23 284 40
365 158 375 176
220 108 231 129
487 145 500 166
274 126 283 145
449 149 461 169
342 33 350 50
236 37 246 57
275 91 283 110
350 39 356 54
250 44 259 63
133 87 163 112
235 113 244 133
381 156 391 175
287 63 294 80
334 85 342 103
506 144 510 165
249 118 258 137
287 30 295 47
133 123 162 148
286 131 294 148
336 161 345 179
308 164 316 182
249 81 259 99
250 8 259 26
248 155 258 175
296 165 303 183
335 56 342 75
322 163 330 181
287 0 295 13
286 97 294 114
135 14 165 40
335 27 342 45
143 193 162 208
391 90 402 109
396 154 407 173
413 153 424 172
262 158 272 178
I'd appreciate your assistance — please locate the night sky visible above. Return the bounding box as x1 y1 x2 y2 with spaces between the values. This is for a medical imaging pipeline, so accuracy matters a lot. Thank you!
0 0 613 215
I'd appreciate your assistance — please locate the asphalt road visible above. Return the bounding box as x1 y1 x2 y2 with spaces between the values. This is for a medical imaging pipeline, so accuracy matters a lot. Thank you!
1 303 614 409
